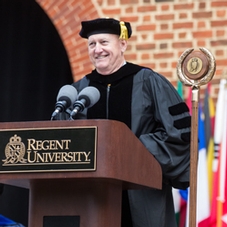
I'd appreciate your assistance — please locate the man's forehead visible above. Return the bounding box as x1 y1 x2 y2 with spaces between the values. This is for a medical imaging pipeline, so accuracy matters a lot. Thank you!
88 33 119 41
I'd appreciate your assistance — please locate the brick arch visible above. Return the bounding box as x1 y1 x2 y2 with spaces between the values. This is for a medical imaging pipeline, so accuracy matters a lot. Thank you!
36 0 100 82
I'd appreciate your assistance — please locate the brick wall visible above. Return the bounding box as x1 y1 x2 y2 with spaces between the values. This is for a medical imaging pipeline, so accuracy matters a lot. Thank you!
36 0 227 104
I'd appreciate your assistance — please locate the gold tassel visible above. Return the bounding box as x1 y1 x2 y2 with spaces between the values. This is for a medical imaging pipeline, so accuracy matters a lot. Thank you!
119 21 128 40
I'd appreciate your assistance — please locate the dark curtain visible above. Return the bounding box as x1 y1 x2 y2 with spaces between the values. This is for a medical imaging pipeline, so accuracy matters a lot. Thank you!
0 0 74 225
0 0 73 121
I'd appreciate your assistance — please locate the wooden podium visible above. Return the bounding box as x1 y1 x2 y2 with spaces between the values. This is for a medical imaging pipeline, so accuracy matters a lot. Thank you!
0 120 162 227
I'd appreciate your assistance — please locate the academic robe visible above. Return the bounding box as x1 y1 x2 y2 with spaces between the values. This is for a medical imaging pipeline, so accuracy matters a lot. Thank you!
58 62 191 227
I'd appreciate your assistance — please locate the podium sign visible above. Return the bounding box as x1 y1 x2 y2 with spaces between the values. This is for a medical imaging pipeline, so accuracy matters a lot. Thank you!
0 126 97 173
0 120 162 227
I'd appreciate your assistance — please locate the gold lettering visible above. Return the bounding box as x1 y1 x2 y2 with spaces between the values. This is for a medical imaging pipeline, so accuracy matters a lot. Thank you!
54 152 62 162
27 139 36 151
36 152 45 162
67 152 73 162
41 140 48 150
63 140 71 149
62 152 69 162
26 150 91 163
43 153 48 162
26 139 72 151
49 140 55 150
36 140 43 150
27 151 37 163
47 153 55 162
54 140 63 150
76 152 81 161
84 151 91 161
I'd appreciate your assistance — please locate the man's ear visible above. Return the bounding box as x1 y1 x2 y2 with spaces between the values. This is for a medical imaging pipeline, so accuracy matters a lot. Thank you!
120 39 128 52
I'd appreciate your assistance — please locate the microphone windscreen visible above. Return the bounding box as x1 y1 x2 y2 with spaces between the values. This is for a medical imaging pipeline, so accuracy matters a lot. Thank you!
57 85 78 106
78 86 100 108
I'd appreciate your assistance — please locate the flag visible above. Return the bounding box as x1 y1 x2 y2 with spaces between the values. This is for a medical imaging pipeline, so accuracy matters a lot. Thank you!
173 187 188 227
203 84 215 203
216 84 227 227
210 79 227 227
179 189 188 227
173 188 181 225
204 83 215 148
177 80 184 100
186 87 192 114
0 214 24 226
197 103 210 226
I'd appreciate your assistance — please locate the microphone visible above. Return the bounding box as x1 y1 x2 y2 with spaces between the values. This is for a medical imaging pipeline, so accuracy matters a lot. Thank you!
70 86 100 119
51 85 78 119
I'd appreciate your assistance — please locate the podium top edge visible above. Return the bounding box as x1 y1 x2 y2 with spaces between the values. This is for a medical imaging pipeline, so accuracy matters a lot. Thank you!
0 119 128 130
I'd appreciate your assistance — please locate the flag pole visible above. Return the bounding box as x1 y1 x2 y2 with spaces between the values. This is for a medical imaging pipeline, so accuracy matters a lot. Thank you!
177 47 216 227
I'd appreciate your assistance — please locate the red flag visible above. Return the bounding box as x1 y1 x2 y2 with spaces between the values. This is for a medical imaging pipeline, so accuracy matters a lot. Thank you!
186 87 192 114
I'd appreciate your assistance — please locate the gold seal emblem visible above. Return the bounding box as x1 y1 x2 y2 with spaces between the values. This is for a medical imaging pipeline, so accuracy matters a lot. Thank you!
3 134 27 165
177 47 216 86
187 57 203 74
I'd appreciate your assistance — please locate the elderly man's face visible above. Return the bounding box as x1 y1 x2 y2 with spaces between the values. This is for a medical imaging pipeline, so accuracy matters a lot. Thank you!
87 33 127 75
